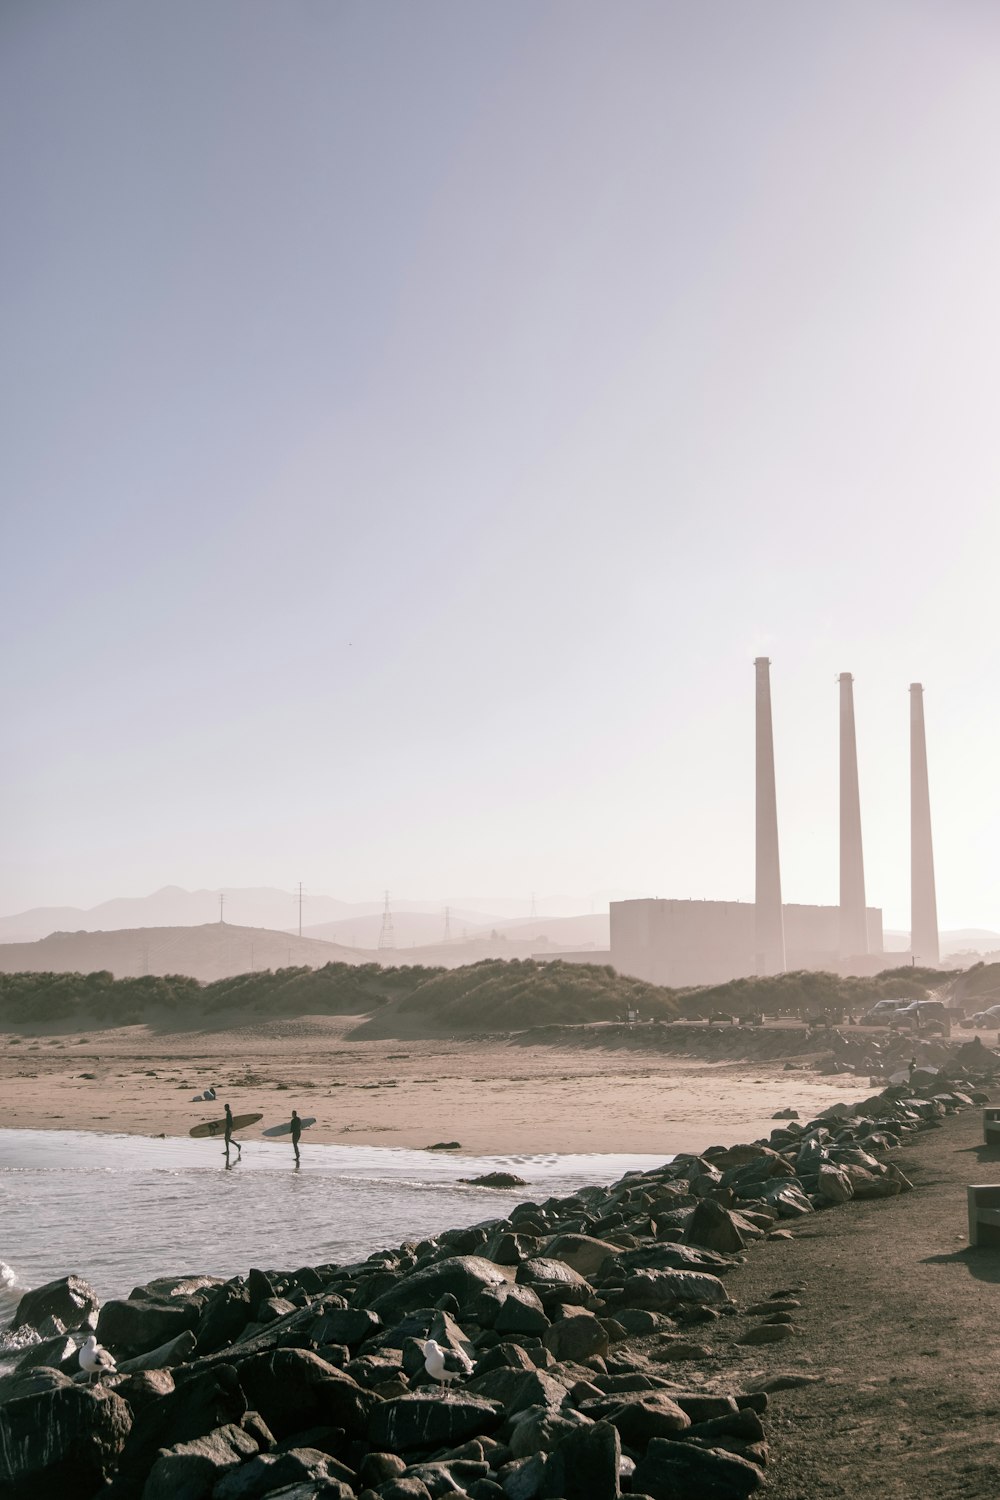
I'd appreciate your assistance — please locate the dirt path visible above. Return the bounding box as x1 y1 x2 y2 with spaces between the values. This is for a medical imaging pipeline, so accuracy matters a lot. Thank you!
711 1101 1000 1499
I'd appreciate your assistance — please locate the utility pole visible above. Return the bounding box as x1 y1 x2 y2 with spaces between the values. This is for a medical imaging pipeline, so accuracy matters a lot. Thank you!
297 881 304 939
378 891 395 951
530 892 537 920
219 893 225 925
443 906 451 942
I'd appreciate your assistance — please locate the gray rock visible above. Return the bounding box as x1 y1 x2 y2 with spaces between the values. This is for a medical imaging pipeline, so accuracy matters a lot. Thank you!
498 1452 546 1500
10 1276 100 1333
14 1334 77 1373
607 1392 691 1446
117 1329 197 1373
816 1165 853 1204
358 1451 407 1487
736 1324 795 1345
377 1481 433 1500
495 1286 549 1337
508 1408 581 1457
637 1437 763 1497
542 1309 608 1363
619 1268 729 1311
539 1418 620 1499
114 1364 248 1498
370 1258 508 1323
211 1445 339 1499
466 1365 566 1417
516 1259 589 1291
307 1306 381 1348
97 1295 201 1355
142 1422 261 1500
539 1236 623 1278
236 1349 374 1441
0 1384 132 1500
113 1369 176 1415
195 1284 255 1355
683 1200 746 1254
368 1390 504 1453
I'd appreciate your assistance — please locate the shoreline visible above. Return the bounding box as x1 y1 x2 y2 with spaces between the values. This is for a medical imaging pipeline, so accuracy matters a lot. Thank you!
0 1018 864 1155
2 1063 992 1500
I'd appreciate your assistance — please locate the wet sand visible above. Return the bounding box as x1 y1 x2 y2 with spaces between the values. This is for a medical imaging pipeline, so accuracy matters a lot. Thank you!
0 1015 860 1154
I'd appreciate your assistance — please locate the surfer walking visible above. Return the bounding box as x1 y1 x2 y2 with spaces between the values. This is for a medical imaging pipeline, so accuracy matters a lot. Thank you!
224 1103 241 1159
290 1109 302 1166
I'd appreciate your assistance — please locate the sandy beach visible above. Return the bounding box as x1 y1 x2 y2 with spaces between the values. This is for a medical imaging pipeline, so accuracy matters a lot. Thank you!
0 1016 862 1155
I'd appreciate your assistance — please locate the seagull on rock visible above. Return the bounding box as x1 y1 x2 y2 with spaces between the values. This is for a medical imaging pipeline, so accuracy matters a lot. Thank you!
79 1334 116 1384
422 1338 473 1386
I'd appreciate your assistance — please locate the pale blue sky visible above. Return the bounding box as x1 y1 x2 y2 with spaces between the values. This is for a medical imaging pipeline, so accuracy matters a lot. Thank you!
4 1 1000 928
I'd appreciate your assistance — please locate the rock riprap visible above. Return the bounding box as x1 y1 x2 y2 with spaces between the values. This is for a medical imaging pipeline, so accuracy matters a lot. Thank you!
0 1070 988 1500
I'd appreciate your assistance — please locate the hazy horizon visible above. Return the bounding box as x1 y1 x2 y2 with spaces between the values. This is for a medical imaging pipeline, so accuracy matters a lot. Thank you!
6 3 1000 929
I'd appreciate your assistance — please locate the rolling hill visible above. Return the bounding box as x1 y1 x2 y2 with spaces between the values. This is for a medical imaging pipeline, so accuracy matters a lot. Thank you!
0 923 368 983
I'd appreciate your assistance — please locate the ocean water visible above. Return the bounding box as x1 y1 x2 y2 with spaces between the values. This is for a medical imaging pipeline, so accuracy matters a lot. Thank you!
0 1130 668 1346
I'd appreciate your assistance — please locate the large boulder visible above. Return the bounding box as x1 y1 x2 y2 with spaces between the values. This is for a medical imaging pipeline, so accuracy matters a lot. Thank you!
236 1349 374 1441
816 1164 854 1204
543 1308 609 1363
194 1283 255 1355
619 1268 730 1311
141 1422 261 1500
368 1258 507 1323
368 1390 504 1453
539 1418 620 1499
96 1295 201 1355
607 1392 691 1447
212 1444 345 1500
494 1285 549 1337
633 1436 763 1498
0 1383 131 1500
539 1236 623 1278
117 1329 197 1373
465 1365 565 1417
10 1276 100 1333
683 1200 746 1254
111 1363 247 1498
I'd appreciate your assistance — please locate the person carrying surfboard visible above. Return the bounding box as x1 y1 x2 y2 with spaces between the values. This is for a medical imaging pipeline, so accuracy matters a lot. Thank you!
290 1109 301 1165
224 1103 241 1159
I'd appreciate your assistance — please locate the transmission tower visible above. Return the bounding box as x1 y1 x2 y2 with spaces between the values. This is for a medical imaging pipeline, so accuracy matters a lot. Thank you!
296 881 304 938
443 906 451 942
378 890 395 951
530 892 537 920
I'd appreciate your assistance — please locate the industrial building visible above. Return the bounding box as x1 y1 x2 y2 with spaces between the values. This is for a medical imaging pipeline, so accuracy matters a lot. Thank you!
610 660 939 987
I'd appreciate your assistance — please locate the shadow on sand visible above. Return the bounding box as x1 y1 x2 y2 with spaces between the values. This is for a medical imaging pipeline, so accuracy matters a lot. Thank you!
922 1248 1000 1283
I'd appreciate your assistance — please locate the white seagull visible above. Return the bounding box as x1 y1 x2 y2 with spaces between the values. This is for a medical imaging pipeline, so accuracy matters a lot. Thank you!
422 1338 473 1386
79 1334 116 1384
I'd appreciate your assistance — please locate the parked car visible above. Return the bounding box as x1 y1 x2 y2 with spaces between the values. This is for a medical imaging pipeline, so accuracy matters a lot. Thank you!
895 999 948 1021
859 999 913 1026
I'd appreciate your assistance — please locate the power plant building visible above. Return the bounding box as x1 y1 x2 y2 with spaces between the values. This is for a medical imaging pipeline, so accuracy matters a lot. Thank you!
610 898 884 988
609 660 934 988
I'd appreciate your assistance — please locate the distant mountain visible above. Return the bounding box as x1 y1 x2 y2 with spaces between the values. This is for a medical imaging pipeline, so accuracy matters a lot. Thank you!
0 922 369 984
0 887 517 945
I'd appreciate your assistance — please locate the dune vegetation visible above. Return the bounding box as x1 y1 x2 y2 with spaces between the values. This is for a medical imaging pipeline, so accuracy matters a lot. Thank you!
0 955 981 1034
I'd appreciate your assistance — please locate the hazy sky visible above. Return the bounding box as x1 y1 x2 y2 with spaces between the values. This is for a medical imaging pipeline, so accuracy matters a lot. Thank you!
4 1 1000 929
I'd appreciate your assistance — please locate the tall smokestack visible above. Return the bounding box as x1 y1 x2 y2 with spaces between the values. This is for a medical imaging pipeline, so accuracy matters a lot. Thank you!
839 673 868 958
754 657 785 975
910 683 940 965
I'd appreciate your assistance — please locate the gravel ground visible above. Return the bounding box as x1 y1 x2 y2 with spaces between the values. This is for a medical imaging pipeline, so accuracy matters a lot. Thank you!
712 1099 1000 1499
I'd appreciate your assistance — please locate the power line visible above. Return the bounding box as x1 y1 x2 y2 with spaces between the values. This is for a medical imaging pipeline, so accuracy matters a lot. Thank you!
378 890 395 951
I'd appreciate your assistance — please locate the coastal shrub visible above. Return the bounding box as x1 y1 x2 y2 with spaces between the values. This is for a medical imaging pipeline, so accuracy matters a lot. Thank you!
673 969 942 1020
